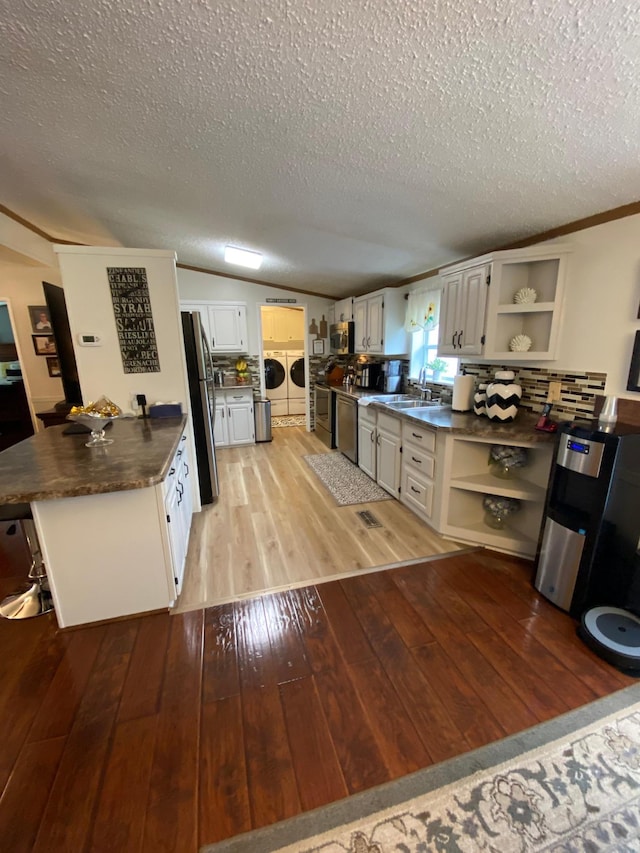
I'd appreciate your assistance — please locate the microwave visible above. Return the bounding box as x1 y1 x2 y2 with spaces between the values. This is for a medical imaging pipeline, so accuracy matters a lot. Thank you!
329 322 355 355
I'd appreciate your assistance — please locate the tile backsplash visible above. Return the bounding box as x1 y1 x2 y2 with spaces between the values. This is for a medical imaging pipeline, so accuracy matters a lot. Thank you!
461 364 607 420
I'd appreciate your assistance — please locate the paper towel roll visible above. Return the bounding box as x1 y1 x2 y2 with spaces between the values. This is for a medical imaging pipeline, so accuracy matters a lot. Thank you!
452 374 475 412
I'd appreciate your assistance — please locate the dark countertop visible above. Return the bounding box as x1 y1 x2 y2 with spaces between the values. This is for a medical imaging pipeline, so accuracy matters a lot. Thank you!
317 382 557 444
0 416 187 504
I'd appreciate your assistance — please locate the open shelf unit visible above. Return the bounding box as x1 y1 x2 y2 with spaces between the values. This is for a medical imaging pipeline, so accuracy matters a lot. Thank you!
441 434 554 558
483 246 571 360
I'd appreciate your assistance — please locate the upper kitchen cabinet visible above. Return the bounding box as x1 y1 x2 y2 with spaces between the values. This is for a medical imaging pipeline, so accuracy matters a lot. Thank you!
439 264 489 357
262 306 304 343
334 297 353 323
208 302 248 352
180 300 248 352
438 245 571 361
353 288 408 355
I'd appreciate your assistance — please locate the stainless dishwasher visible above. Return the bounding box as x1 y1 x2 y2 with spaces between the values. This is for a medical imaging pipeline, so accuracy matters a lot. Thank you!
336 395 358 463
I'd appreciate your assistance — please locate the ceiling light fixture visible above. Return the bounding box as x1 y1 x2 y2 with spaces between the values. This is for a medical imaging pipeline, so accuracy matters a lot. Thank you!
224 245 263 270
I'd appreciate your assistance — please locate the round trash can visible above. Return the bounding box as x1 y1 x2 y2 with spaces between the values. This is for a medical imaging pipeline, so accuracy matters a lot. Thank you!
254 398 272 442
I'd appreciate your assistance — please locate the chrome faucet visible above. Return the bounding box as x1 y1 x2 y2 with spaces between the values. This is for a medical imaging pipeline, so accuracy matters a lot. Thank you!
417 366 433 402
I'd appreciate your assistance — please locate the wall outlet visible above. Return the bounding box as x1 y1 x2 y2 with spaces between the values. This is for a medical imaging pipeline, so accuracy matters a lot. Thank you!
548 381 562 402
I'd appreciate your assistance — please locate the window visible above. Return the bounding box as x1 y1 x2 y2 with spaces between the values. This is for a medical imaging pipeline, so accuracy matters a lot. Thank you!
410 327 458 381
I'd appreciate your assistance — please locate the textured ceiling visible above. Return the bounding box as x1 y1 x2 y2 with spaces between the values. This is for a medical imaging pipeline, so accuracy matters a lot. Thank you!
1 0 639 297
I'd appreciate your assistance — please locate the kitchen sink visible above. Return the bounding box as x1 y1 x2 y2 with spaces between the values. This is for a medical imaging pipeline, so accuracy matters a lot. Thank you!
383 399 444 410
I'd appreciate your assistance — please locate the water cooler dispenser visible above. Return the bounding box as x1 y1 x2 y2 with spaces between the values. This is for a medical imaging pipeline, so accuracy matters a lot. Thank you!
534 422 640 622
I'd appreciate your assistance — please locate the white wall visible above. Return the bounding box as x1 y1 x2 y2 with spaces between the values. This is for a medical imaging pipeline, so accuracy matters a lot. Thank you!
177 268 333 355
545 215 640 395
55 247 189 412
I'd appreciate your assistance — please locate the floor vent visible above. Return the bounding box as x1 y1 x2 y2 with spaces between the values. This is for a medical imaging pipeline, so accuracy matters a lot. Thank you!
357 510 383 528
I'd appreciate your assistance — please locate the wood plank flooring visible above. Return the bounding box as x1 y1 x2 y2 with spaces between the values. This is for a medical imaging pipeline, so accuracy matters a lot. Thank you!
0 546 634 852
176 425 465 611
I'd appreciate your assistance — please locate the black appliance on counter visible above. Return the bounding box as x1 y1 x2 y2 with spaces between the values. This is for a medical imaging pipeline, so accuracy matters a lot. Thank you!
534 421 640 620
329 322 355 355
314 384 335 448
355 362 382 389
181 311 219 504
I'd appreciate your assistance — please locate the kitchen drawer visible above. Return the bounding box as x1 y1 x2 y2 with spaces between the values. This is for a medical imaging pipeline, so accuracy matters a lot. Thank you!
401 468 434 519
377 411 402 436
222 389 253 405
403 445 435 479
402 421 436 453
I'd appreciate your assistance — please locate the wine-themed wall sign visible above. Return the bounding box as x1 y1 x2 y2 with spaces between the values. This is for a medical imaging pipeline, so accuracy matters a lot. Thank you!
107 267 160 374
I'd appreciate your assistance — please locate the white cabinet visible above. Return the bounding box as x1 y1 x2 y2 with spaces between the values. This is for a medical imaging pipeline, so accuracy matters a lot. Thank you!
358 405 377 480
163 433 193 596
180 301 212 344
439 434 553 558
208 303 248 352
180 300 248 352
334 297 354 323
438 245 571 361
353 288 409 355
214 388 255 446
439 264 489 356
262 307 304 343
376 411 402 497
400 420 441 526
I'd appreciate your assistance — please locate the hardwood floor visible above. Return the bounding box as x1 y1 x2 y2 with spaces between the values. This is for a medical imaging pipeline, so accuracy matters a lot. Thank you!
0 546 634 853
176 425 465 612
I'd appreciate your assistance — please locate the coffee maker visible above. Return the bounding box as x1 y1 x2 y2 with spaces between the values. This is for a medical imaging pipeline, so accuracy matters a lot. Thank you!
377 360 403 393
355 362 382 389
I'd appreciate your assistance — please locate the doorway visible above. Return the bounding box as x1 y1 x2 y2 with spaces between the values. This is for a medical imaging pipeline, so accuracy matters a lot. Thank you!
259 305 308 427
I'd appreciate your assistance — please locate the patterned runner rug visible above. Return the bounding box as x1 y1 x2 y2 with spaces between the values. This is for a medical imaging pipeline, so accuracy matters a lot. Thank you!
303 452 392 506
201 684 640 852
272 415 306 427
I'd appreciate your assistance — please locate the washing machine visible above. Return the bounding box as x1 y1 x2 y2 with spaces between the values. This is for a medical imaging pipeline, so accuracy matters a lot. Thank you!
264 351 288 416
287 351 306 416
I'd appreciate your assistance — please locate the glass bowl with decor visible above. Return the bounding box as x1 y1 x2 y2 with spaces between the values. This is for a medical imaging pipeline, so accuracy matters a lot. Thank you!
67 396 122 447
482 494 521 530
488 444 528 479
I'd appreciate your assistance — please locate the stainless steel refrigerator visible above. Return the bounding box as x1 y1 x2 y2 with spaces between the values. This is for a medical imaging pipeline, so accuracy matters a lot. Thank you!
181 311 219 504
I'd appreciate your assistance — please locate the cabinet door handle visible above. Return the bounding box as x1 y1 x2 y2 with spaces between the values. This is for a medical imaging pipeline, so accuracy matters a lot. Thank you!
362 337 366 347
184 462 189 477
169 467 176 475
457 330 463 348
177 449 183 457
411 432 422 440
411 456 422 464
370 432 375 443
376 435 381 445
181 435 187 442
411 485 421 494
451 332 456 347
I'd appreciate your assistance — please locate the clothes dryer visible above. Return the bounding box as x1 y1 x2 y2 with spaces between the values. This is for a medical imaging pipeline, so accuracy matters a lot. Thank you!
287 351 306 415
264 351 288 416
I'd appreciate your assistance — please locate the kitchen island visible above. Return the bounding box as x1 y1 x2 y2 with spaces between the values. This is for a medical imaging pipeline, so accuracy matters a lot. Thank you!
0 416 192 627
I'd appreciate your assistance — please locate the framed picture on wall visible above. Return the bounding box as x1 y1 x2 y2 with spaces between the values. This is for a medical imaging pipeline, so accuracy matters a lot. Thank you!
32 335 57 356
46 356 61 377
312 339 325 355
28 305 52 334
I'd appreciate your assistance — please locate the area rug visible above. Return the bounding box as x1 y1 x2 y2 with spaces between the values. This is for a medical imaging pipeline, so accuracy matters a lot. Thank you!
201 683 640 853
273 415 306 427
303 452 392 506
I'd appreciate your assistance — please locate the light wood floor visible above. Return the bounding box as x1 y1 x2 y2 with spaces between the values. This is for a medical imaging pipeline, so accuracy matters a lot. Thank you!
175 426 465 612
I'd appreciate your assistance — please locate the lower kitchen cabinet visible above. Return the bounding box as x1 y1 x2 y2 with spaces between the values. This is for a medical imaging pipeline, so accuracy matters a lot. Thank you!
214 388 255 446
400 420 442 526
438 434 553 557
358 405 377 480
376 411 402 497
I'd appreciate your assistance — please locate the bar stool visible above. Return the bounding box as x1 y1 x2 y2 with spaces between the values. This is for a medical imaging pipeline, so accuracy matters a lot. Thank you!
0 504 54 620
